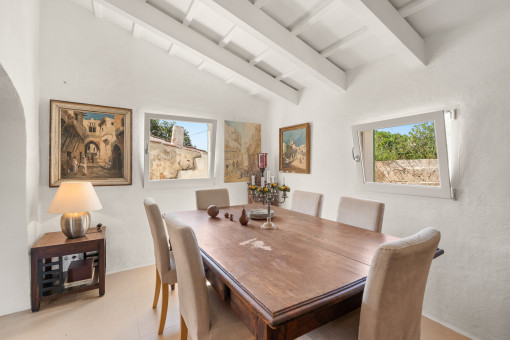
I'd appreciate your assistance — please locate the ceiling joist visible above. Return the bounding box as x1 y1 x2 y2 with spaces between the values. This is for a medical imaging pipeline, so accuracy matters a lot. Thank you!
289 0 336 36
320 26 371 57
337 0 426 66
398 0 439 18
201 0 347 91
98 0 299 104
184 0 202 27
253 0 269 9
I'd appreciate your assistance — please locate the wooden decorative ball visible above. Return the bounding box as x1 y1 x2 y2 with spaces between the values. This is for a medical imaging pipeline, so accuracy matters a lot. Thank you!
225 212 230 218
207 205 219 217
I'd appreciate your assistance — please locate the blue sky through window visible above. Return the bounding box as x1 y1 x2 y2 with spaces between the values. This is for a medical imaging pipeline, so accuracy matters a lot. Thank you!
160 120 208 151
376 121 433 135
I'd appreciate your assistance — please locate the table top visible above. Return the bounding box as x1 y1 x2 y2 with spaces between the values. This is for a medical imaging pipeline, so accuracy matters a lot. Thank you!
173 205 399 325
32 227 107 249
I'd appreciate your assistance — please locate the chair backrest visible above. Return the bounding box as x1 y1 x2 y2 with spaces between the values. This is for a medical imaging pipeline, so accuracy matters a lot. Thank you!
359 228 441 340
195 188 230 210
291 190 323 217
336 196 385 232
144 197 171 279
163 213 210 340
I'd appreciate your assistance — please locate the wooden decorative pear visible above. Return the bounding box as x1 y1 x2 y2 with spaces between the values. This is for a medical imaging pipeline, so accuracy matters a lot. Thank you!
239 207 249 225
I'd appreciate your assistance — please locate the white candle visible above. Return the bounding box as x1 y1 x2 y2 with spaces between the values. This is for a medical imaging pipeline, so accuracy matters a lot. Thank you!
283 176 285 185
261 178 265 187
271 176 275 183
267 170 271 183
251 175 255 186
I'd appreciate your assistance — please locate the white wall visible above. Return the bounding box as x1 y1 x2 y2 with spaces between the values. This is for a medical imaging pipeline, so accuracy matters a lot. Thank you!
267 6 510 340
0 0 40 316
38 0 268 274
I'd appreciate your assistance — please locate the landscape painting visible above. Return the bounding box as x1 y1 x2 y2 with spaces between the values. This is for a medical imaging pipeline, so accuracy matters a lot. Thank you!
224 120 261 183
50 100 132 186
280 123 310 174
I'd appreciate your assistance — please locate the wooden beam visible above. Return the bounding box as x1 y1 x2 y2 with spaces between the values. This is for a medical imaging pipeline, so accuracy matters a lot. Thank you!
99 0 299 104
289 0 336 36
219 26 237 47
201 0 346 91
337 0 426 66
253 0 269 9
398 0 438 18
184 0 202 27
249 47 270 65
320 26 370 57
92 0 104 19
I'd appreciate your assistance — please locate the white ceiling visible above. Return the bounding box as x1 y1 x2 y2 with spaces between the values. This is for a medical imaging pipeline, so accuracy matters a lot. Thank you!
70 0 507 104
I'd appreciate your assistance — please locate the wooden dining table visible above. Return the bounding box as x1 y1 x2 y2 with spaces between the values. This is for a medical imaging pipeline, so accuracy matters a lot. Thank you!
173 204 443 340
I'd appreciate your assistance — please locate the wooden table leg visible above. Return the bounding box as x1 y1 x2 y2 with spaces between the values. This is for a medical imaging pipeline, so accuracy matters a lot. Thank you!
257 318 285 340
98 239 106 296
30 251 40 312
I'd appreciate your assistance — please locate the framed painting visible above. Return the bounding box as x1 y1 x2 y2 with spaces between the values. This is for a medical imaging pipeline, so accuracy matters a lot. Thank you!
279 123 310 174
224 120 261 183
49 100 132 186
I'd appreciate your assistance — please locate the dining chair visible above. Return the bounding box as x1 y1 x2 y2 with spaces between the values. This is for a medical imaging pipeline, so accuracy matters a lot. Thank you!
291 190 324 217
336 196 385 232
304 227 441 340
195 188 230 210
143 197 178 335
163 213 254 340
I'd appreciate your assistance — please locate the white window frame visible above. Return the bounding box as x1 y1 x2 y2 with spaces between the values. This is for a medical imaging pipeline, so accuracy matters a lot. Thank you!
351 110 453 199
144 112 217 188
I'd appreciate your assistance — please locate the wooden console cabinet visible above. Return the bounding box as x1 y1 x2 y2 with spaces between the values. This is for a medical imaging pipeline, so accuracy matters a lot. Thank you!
30 228 106 312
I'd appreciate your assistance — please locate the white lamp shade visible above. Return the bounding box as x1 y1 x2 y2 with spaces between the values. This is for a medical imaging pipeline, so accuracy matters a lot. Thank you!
47 182 103 214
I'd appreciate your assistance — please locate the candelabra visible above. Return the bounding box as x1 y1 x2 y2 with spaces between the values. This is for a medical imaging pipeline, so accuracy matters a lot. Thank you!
248 182 290 230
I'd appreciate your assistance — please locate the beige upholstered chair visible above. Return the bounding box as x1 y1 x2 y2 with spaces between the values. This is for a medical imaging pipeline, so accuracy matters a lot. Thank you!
305 228 441 340
336 196 385 232
163 213 254 340
144 198 177 335
291 190 323 217
195 188 230 210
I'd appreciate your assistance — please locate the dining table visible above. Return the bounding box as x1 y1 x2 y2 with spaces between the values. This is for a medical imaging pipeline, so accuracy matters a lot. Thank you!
172 204 443 340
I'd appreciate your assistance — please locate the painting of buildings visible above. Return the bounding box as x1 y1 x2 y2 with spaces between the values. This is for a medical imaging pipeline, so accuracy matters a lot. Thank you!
224 120 261 183
50 100 132 186
280 123 310 174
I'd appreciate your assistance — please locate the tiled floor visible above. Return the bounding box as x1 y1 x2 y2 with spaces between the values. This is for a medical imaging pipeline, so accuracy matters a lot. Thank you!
0 265 469 340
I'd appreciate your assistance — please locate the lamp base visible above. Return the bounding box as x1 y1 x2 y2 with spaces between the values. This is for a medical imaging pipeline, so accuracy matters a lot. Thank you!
61 212 90 239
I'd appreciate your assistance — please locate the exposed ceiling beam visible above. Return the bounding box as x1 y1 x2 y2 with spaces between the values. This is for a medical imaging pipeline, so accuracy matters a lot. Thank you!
249 47 270 65
219 26 237 47
289 0 336 36
398 0 438 18
92 0 104 19
276 67 298 81
201 0 347 91
320 26 370 57
98 0 299 104
337 0 426 66
253 0 269 9
184 0 202 27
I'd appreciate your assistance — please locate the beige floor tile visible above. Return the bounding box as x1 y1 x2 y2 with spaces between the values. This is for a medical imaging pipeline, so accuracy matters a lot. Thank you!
0 265 469 340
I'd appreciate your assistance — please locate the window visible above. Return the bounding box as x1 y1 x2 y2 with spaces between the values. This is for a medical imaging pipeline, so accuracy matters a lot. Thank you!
144 113 217 187
352 110 453 199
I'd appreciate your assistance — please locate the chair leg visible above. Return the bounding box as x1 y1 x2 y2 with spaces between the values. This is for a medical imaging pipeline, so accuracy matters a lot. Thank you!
180 314 188 340
153 269 161 309
171 283 175 291
158 283 169 335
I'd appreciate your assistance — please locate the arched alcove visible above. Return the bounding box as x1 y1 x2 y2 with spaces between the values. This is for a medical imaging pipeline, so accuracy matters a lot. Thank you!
0 64 29 315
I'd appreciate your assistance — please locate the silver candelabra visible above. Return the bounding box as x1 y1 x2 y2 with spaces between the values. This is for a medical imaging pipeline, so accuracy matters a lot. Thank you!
248 182 290 230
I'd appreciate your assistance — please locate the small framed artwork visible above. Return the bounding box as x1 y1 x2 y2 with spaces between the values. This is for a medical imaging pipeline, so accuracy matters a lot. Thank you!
49 100 132 187
279 123 310 174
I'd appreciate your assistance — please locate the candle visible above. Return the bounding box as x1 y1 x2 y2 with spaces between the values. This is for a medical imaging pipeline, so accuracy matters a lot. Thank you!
251 175 255 186
266 171 271 183
271 176 275 183
283 176 285 185
261 178 265 187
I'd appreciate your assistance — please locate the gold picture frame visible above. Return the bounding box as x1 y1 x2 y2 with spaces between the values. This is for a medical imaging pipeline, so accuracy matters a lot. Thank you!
49 100 132 186
279 123 310 174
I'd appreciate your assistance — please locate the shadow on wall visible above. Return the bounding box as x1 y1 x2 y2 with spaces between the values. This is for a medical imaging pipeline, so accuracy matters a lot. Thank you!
0 64 30 316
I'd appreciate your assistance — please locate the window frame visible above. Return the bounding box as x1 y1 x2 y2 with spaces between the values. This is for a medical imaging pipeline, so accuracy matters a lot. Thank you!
143 112 217 188
351 110 453 199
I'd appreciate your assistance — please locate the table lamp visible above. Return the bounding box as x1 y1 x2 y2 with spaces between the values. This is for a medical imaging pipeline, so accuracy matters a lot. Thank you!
47 182 103 239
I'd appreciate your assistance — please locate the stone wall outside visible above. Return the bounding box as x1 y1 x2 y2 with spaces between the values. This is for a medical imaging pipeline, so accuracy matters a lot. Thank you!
374 159 439 186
